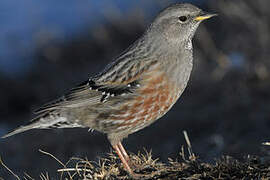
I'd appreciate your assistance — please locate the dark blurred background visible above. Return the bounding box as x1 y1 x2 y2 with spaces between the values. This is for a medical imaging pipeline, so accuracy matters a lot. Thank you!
1 0 270 179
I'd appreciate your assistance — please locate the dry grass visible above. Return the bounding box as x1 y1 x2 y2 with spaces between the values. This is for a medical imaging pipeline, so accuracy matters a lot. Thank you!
1 133 270 180
10 149 269 180
2 152 270 180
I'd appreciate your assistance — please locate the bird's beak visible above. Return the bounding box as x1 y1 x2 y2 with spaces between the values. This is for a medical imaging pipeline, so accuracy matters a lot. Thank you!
194 11 217 21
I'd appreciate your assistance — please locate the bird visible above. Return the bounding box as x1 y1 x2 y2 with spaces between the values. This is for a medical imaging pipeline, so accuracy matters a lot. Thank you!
2 3 216 177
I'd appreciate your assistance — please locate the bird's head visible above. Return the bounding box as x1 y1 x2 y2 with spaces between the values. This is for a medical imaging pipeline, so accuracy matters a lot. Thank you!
150 3 217 44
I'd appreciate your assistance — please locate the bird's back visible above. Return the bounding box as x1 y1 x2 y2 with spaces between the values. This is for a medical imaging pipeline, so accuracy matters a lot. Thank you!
2 2 196 139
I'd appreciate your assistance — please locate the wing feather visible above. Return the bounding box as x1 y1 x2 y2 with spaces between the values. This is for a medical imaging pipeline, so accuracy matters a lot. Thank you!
34 79 140 115
34 48 158 116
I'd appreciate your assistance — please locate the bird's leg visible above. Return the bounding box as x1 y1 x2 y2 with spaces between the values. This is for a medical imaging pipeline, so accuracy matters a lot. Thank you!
113 143 153 178
113 144 134 176
118 142 139 169
118 142 130 162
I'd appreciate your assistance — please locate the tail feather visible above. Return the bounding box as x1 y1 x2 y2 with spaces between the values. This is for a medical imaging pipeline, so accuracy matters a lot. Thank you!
1 123 39 138
1 116 73 139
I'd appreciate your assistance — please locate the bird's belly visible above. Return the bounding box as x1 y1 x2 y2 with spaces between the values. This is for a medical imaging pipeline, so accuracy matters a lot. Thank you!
103 73 181 134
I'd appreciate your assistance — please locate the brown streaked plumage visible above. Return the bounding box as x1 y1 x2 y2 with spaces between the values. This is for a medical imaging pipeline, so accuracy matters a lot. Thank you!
2 3 216 177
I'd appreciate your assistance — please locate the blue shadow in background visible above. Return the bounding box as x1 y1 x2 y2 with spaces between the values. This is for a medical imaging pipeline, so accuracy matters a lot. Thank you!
0 0 202 78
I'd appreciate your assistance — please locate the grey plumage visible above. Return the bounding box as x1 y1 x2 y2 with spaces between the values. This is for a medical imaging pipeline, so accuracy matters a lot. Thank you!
2 3 216 139
2 3 216 176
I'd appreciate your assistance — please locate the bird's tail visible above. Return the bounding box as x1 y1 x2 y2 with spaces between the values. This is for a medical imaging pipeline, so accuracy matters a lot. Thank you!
1 115 69 139
1 122 40 138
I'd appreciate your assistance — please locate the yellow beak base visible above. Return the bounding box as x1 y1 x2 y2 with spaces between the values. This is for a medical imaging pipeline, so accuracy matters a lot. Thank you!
195 13 217 21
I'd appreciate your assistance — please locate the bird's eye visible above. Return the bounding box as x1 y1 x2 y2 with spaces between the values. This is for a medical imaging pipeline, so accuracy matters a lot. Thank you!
178 16 187 22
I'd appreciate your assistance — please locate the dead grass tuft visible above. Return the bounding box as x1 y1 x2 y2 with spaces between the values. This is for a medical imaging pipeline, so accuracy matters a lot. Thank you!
1 132 270 179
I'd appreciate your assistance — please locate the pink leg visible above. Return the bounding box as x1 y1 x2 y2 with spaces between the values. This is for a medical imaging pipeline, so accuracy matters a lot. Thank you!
118 142 130 161
113 143 134 175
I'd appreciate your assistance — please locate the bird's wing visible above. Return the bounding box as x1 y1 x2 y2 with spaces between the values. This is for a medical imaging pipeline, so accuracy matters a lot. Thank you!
34 79 139 115
34 48 159 115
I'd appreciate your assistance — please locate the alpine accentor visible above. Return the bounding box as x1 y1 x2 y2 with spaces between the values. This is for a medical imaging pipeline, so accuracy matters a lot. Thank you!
2 3 216 176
